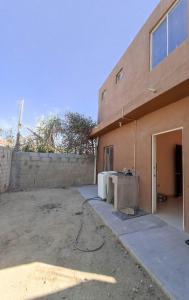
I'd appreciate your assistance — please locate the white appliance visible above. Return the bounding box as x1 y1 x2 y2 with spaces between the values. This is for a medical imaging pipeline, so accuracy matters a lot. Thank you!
98 171 117 199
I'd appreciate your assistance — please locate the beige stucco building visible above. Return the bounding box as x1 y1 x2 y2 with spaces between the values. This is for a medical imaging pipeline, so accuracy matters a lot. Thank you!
91 0 189 232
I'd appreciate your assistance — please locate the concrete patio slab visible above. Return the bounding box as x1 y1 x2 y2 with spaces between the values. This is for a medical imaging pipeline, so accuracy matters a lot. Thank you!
78 185 189 300
76 185 98 199
120 226 189 300
78 186 167 236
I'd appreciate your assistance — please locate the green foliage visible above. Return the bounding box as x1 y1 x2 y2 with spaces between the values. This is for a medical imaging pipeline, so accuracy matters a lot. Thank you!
36 144 55 153
35 115 63 152
21 136 36 152
21 112 96 154
62 112 96 154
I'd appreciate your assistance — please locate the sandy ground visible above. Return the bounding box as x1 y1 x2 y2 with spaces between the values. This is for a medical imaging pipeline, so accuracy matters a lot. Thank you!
0 188 168 300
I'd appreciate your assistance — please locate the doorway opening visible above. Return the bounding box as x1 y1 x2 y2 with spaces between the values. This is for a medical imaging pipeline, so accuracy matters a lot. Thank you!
152 128 184 230
103 145 114 171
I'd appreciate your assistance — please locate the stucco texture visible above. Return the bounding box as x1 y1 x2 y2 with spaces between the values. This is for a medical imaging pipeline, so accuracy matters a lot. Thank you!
98 96 189 231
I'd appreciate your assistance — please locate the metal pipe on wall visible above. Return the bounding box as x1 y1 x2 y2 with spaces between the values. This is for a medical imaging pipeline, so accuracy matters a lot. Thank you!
134 120 137 172
94 137 99 184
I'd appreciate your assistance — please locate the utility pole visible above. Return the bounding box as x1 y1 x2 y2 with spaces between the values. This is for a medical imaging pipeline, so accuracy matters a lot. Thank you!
15 99 24 151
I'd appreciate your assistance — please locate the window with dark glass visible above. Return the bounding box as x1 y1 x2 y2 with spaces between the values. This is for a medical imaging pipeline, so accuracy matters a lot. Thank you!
101 89 107 101
116 68 124 84
104 146 114 171
151 0 187 69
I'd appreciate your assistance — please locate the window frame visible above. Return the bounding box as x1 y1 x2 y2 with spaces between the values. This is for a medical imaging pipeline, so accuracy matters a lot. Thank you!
103 145 114 171
101 89 107 101
150 0 186 70
115 68 124 84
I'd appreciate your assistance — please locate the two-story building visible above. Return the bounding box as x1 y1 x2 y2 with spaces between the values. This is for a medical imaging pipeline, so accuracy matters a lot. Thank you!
91 0 189 232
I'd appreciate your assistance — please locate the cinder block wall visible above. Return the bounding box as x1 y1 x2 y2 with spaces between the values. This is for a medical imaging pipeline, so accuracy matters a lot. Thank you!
10 152 94 191
0 146 12 193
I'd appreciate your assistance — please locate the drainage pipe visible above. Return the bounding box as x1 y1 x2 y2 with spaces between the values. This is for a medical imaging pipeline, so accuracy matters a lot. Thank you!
94 137 99 184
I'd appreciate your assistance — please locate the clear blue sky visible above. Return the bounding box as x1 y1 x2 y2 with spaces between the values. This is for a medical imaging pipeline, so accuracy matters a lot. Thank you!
0 0 159 131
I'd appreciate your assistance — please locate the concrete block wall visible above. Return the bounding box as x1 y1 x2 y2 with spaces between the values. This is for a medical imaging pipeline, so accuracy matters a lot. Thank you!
0 146 12 193
10 152 94 191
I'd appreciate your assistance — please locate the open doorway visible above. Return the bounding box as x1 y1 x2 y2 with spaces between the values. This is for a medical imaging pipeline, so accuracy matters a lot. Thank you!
152 128 184 230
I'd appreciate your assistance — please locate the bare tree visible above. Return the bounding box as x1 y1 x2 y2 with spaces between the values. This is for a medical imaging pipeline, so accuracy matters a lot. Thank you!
0 128 15 147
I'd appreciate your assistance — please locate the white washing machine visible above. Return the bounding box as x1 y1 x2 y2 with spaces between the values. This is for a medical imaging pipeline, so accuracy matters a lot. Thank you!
98 171 117 200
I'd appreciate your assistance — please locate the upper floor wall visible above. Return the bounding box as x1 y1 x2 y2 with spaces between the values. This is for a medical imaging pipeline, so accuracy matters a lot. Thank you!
97 0 189 126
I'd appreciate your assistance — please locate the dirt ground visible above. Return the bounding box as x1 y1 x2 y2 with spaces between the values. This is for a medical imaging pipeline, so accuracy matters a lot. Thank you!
0 188 168 300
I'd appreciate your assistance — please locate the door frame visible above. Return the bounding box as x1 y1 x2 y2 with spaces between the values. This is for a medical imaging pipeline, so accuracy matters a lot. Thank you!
151 127 184 230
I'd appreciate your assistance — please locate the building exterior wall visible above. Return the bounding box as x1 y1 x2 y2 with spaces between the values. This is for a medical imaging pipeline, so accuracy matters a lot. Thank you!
10 152 94 191
98 0 189 125
98 122 136 172
0 146 12 193
94 0 189 232
97 96 189 231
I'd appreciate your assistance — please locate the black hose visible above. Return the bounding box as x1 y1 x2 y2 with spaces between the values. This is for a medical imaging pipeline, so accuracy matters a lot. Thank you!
74 196 105 252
